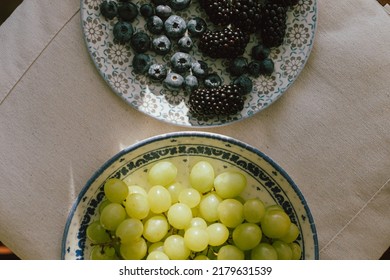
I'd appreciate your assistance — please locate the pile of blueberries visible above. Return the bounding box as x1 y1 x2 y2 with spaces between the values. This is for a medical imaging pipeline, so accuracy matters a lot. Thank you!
100 0 274 95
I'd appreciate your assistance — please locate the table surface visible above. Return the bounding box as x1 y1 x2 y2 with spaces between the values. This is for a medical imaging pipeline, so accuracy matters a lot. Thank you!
1 0 389 260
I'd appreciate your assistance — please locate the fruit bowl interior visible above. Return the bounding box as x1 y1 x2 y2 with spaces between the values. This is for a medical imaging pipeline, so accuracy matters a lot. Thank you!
62 131 318 259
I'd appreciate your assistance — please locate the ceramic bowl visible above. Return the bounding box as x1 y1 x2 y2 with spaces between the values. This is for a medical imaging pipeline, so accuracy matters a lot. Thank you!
62 131 318 259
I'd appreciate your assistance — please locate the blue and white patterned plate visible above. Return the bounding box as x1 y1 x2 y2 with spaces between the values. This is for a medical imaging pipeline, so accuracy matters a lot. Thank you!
62 131 318 259
81 0 317 127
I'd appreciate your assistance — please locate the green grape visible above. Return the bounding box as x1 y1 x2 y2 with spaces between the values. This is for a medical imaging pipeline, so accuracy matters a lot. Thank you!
148 241 164 253
265 204 284 213
148 161 177 187
278 223 300 243
178 188 201 208
289 242 302 260
206 223 229 246
120 237 147 260
125 193 150 220
147 251 170 260
167 182 185 203
163 235 190 260
167 203 192 229
251 243 278 260
127 185 147 197
199 192 222 222
232 223 262 251
115 218 144 244
193 254 209 260
90 245 118 260
189 161 215 193
143 215 169 243
261 209 291 238
147 185 172 214
186 217 207 230
243 198 265 223
217 198 244 228
184 227 209 252
272 240 293 260
104 178 129 203
100 202 126 231
86 221 111 244
98 199 111 215
214 171 246 199
217 245 244 260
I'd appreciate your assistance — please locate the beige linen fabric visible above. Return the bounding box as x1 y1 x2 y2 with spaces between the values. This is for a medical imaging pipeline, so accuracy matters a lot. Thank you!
0 0 389 259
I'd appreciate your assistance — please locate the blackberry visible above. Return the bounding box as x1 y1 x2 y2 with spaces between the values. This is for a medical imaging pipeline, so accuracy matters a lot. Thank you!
260 3 288 48
199 0 232 26
200 0 262 33
189 84 244 117
198 27 249 59
268 0 299 7
230 0 263 33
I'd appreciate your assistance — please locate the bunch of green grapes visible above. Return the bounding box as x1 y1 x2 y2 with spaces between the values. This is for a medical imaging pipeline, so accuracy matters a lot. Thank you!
86 160 302 260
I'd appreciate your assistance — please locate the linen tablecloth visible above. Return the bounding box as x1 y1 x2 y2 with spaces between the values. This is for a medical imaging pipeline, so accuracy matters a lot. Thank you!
0 0 389 260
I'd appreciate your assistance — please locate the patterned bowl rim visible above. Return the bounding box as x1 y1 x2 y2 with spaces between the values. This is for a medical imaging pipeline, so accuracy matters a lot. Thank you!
61 131 319 259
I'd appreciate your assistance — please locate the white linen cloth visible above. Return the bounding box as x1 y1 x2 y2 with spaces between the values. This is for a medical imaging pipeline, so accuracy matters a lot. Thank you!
0 0 389 259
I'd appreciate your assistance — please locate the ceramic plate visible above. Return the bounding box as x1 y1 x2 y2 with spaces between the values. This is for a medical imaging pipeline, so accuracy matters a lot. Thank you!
80 0 317 127
62 131 318 259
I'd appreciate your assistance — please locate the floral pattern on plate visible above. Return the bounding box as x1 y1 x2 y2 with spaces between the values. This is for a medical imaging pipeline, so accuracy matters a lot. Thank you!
81 0 317 127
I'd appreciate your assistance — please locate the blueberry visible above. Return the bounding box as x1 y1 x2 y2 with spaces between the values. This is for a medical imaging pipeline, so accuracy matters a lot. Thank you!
251 44 271 61
170 52 193 73
170 0 192 11
233 75 253 95
164 72 185 91
140 3 155 18
132 53 152 74
147 16 164 34
204 73 222 88
164 15 187 39
187 17 207 37
100 1 118 20
177 36 193 52
191 60 209 78
130 31 151 53
113 21 133 44
152 35 172 55
247 60 262 77
148 63 168 81
184 75 198 93
155 5 172 20
260 58 275 76
229 57 248 76
117 2 138 22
